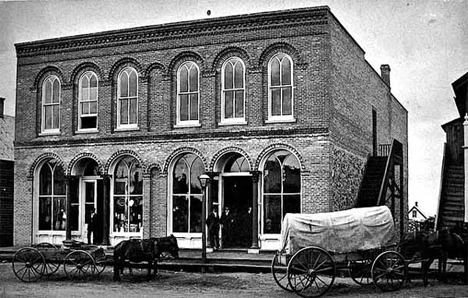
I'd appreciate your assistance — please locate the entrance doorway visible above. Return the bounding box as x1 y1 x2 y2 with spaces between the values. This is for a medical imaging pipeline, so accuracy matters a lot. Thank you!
222 176 253 248
82 179 104 244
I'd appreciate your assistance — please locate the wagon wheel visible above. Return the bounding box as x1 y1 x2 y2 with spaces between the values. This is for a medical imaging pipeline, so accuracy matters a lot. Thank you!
348 259 373 285
32 242 61 275
63 250 96 280
271 251 293 292
12 247 46 282
92 249 107 275
371 251 407 292
287 246 336 298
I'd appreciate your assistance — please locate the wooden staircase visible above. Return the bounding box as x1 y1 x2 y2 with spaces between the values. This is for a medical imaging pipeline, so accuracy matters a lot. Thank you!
438 165 465 229
437 118 465 230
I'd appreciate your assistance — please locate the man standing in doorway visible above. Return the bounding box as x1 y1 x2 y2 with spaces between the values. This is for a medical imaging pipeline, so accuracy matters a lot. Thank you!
88 208 97 244
206 207 220 250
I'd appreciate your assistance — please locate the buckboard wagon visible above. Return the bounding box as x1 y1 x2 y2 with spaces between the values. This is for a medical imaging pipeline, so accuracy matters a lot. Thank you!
12 241 107 282
271 206 408 297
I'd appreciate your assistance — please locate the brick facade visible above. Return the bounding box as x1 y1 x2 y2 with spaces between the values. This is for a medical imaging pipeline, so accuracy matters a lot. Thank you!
14 6 408 248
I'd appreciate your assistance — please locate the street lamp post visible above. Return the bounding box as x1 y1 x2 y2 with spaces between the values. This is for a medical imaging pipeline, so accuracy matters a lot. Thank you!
198 173 210 273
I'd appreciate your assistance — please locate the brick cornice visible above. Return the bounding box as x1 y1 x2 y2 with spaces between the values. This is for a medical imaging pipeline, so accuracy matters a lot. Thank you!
15 7 329 58
14 127 329 148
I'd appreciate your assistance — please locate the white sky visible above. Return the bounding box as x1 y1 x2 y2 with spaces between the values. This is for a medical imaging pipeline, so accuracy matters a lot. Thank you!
1 0 467 216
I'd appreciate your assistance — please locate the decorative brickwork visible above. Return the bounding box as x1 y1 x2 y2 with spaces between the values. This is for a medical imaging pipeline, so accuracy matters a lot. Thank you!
331 147 365 211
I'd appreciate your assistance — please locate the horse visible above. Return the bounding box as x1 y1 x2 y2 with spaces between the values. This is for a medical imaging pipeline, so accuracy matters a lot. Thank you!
400 228 465 285
113 235 179 282
435 227 466 279
400 230 444 286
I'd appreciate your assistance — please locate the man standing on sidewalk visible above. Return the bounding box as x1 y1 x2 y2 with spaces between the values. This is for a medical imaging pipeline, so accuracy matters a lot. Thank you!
207 207 220 250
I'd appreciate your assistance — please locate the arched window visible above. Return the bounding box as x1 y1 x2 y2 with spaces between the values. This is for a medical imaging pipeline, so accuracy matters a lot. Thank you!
38 159 66 231
117 67 138 128
268 53 293 120
221 57 245 123
41 76 61 132
223 153 249 173
78 72 98 130
177 62 199 125
113 156 143 233
172 153 204 233
263 150 301 234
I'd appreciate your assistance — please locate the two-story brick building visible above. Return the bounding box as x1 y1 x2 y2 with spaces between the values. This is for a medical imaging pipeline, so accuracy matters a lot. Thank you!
14 6 408 250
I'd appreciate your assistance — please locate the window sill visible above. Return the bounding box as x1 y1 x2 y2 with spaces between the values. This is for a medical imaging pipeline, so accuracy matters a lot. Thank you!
75 129 99 134
115 126 139 132
38 131 61 137
173 123 202 129
218 120 248 126
265 117 296 124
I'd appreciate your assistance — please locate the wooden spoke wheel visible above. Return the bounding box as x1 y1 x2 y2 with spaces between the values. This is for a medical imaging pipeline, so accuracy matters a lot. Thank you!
271 251 293 292
371 251 407 292
348 259 373 285
33 242 60 275
63 250 96 280
287 246 336 298
12 247 46 282
92 249 107 276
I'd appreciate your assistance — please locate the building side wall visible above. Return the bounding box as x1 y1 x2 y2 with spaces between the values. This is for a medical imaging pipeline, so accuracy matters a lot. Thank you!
328 16 408 212
0 116 14 160
0 160 14 246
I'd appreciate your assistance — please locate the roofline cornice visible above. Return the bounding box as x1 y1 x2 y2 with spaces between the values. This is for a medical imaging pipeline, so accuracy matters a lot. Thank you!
15 6 330 57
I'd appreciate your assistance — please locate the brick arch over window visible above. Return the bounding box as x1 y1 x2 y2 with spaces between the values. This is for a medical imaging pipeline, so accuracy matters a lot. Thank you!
108 57 143 81
33 66 64 91
258 42 303 68
211 47 250 71
67 152 104 176
145 162 163 176
28 152 66 179
210 146 253 172
255 143 306 172
167 51 204 75
144 63 166 78
163 147 208 174
104 149 145 174
70 62 104 84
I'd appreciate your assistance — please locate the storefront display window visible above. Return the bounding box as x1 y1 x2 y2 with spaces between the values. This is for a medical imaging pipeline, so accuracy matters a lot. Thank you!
38 159 67 231
113 156 143 233
172 153 204 233
263 150 301 234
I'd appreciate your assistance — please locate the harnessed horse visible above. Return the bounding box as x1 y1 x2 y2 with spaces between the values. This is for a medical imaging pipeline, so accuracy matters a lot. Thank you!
113 235 179 281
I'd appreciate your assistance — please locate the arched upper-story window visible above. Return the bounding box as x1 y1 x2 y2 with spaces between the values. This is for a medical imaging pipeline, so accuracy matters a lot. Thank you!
112 156 143 234
221 57 245 124
78 72 98 131
177 62 199 126
41 75 61 133
38 159 67 231
172 153 204 233
262 150 301 234
268 53 294 121
117 67 138 128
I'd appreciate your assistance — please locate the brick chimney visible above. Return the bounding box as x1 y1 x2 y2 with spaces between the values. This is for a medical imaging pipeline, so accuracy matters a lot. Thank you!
0 97 4 118
380 64 391 87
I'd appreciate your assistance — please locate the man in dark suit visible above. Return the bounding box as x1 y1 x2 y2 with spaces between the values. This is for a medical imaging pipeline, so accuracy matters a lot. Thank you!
206 207 220 250
88 208 98 244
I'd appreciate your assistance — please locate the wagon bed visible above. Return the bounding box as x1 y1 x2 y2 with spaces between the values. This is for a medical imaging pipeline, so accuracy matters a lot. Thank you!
12 241 107 282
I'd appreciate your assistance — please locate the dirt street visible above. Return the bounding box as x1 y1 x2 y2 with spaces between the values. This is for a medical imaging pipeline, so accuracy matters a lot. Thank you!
1 262 467 298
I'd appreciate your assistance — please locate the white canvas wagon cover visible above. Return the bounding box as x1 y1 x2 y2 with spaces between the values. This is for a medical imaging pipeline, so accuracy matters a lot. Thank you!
280 206 397 254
